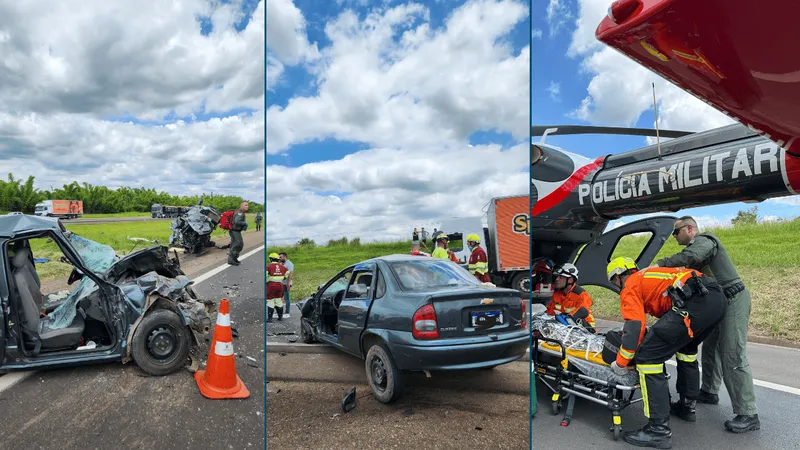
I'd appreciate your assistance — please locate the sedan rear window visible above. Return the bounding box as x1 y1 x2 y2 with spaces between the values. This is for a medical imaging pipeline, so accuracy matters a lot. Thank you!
388 260 480 291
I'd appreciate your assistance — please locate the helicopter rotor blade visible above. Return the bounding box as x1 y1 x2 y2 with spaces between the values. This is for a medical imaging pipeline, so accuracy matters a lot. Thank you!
531 125 694 139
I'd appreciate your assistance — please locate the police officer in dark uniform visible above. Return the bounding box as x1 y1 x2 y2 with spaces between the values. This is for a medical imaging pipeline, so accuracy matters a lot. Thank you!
607 257 728 448
228 201 248 266
654 216 759 433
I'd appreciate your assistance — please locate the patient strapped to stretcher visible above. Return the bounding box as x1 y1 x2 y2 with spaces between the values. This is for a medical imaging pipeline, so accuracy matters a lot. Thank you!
532 311 639 386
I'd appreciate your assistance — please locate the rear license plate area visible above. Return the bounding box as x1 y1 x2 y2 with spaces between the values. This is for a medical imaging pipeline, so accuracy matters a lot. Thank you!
471 311 503 328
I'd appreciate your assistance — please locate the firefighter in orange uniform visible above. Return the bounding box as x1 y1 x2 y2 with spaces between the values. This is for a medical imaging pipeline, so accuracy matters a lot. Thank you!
266 252 288 322
546 263 595 331
606 257 728 449
466 234 490 282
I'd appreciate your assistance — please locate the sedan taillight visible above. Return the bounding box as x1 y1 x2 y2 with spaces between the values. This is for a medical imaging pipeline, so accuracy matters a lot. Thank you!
412 304 439 340
521 298 527 329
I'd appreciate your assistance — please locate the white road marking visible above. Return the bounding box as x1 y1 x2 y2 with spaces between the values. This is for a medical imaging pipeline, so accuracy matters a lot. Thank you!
0 244 265 395
664 359 800 396
193 245 265 284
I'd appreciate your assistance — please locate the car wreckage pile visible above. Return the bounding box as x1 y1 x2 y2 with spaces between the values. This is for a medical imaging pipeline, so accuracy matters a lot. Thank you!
168 203 222 255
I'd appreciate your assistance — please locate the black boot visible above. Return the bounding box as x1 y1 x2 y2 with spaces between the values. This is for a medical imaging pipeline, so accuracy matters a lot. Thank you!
695 390 719 404
724 415 760 433
276 306 284 321
623 418 673 449
267 307 274 323
670 396 697 422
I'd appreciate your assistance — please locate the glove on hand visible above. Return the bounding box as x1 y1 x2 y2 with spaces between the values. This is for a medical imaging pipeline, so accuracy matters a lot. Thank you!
611 361 629 376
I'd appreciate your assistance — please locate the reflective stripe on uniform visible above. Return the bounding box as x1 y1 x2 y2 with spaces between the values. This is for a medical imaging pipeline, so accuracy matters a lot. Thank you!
639 370 651 418
675 352 697 363
619 347 635 360
636 363 664 374
636 363 665 419
468 261 489 274
268 276 284 282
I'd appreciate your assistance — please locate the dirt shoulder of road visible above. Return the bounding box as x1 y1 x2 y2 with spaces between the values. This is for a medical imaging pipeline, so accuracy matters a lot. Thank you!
267 380 529 450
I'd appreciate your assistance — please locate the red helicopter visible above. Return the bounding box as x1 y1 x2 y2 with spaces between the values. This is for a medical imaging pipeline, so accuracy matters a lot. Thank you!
530 0 800 299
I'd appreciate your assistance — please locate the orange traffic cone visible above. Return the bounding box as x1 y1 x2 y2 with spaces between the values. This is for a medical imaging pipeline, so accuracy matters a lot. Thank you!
194 298 250 399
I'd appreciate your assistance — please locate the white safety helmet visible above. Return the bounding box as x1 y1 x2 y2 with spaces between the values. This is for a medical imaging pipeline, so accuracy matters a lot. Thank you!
554 263 579 280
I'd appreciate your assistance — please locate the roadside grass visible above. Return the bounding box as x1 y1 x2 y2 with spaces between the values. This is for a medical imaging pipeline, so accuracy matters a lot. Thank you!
267 240 413 301
585 220 800 342
27 221 254 281
269 221 800 343
80 212 152 218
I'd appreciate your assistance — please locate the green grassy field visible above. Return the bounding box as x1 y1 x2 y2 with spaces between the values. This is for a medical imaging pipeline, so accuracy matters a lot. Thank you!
584 220 800 343
80 212 152 218
267 240 412 301
29 221 254 280
270 220 800 343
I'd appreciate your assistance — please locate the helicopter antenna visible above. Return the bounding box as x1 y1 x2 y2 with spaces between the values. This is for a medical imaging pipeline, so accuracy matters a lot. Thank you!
653 83 662 161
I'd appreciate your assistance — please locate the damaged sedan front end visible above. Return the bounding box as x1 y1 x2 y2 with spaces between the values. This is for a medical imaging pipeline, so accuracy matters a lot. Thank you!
0 214 216 376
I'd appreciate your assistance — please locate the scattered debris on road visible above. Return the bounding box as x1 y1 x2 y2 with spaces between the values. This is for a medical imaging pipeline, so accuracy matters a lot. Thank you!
342 387 357 413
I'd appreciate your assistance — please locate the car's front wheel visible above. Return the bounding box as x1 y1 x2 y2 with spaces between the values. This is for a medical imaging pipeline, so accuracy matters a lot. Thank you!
131 309 191 376
365 343 404 403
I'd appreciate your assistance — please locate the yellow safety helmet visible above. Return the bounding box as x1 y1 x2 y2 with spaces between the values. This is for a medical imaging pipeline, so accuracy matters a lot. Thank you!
606 256 638 281
466 233 481 243
269 252 280 260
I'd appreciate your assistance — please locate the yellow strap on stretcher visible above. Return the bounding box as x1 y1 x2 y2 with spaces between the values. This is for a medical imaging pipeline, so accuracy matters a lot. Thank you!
540 342 608 366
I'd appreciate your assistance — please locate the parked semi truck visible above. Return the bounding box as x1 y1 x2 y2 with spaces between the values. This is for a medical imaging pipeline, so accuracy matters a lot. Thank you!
151 204 189 218
439 195 531 294
34 200 83 219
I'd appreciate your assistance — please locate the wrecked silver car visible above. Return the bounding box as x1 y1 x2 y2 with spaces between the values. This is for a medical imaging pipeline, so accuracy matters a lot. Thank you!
168 202 222 255
0 214 216 376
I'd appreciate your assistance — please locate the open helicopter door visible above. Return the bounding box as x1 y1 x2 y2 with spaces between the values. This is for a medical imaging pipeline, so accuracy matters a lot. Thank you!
573 215 677 293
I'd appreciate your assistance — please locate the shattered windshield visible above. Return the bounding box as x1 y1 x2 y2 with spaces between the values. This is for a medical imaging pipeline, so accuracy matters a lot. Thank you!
67 233 119 273
389 260 480 291
45 233 119 330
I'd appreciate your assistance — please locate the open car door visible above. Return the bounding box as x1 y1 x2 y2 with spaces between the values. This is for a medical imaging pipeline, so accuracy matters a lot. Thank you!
337 262 378 357
573 215 677 293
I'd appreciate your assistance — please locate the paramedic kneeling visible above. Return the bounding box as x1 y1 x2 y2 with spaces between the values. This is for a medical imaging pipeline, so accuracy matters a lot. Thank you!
546 263 596 332
606 257 727 449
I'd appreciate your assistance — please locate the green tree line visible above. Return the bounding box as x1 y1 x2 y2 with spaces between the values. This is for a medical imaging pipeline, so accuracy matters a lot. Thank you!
0 174 263 214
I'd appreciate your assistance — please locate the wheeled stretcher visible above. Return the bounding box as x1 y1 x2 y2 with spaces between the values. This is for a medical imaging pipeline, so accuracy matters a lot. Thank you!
532 313 667 440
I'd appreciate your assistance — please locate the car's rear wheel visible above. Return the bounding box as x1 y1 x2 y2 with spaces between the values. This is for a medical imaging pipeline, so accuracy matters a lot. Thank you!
365 343 404 404
300 318 315 344
131 309 191 376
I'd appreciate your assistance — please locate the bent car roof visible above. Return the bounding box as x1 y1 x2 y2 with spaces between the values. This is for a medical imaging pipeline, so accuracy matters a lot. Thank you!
360 254 442 263
0 214 64 238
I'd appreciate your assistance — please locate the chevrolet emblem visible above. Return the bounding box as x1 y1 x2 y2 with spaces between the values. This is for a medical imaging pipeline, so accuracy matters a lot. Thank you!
480 298 494 305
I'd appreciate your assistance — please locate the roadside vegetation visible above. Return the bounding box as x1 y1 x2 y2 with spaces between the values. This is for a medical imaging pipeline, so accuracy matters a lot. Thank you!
267 237 412 301
270 218 800 344
0 173 263 214
30 221 256 280
587 218 800 343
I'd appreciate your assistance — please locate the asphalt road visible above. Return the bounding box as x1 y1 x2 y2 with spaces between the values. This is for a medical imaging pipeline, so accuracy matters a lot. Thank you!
531 317 800 450
0 249 266 450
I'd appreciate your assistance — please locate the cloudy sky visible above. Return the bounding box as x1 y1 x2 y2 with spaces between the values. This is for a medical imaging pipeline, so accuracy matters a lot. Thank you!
532 0 800 230
0 0 264 203
266 0 530 246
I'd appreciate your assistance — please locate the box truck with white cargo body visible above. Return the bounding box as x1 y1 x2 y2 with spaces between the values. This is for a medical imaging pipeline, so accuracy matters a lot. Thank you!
34 200 83 219
440 195 531 294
